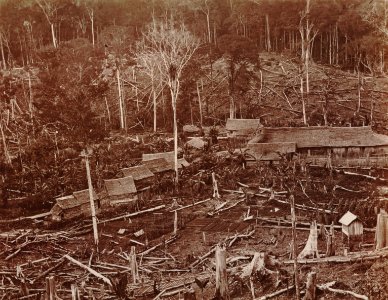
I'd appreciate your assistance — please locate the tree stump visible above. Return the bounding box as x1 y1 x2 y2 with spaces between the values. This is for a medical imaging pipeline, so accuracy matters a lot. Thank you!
45 276 56 300
215 245 229 299
303 272 317 300
375 211 388 249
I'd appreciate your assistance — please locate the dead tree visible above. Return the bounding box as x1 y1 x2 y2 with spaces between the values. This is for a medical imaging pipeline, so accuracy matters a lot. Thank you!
136 20 199 183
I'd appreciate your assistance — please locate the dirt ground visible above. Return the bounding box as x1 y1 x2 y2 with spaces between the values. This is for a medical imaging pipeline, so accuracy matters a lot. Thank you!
1 162 387 300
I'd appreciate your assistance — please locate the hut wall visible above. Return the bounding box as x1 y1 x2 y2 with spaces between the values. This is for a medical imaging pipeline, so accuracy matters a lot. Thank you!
348 221 363 236
108 193 138 205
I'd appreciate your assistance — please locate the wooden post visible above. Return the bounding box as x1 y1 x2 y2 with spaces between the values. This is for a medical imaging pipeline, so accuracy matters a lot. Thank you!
212 172 220 199
130 246 138 284
81 149 99 250
45 276 56 300
304 272 317 300
173 210 178 235
215 245 229 299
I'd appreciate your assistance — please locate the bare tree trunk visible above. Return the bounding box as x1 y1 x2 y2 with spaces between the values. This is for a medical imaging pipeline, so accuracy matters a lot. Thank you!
0 32 6 70
265 14 271 52
90 10 95 47
50 23 57 48
301 76 307 125
28 71 35 137
329 29 332 65
357 69 361 113
197 82 203 127
335 23 339 65
83 151 99 250
0 122 11 165
229 95 235 119
290 194 300 300
171 87 179 184
117 69 125 129
104 96 111 124
153 88 157 132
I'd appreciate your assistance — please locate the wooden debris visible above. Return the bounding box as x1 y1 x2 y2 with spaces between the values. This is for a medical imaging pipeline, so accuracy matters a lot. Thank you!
134 229 145 237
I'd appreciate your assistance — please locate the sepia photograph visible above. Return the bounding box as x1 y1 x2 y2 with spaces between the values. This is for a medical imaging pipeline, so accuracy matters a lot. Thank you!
0 0 388 299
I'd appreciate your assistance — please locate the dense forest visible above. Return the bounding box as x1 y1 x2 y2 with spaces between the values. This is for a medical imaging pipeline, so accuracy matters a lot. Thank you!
0 0 387 210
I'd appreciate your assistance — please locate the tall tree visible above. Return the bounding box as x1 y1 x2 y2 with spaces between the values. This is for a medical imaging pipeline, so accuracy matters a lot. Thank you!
35 0 61 48
136 20 199 182
217 34 259 119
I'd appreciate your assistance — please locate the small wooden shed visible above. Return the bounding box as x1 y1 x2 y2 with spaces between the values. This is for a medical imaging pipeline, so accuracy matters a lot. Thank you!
104 175 138 205
121 165 154 199
121 165 154 185
51 189 99 221
142 158 174 176
142 152 190 169
339 211 363 237
225 118 261 137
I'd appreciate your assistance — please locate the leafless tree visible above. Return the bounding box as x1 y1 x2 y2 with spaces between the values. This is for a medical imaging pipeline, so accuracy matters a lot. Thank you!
136 20 199 182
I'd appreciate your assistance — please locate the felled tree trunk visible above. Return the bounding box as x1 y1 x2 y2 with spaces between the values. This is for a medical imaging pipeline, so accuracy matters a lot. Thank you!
298 221 320 259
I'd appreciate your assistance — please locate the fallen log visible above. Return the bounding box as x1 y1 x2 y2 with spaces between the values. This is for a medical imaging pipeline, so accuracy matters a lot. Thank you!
170 198 211 212
139 236 176 256
317 284 368 300
283 249 388 265
251 216 375 232
334 170 386 182
273 199 333 214
98 205 166 225
256 285 295 300
64 255 112 286
208 200 244 216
